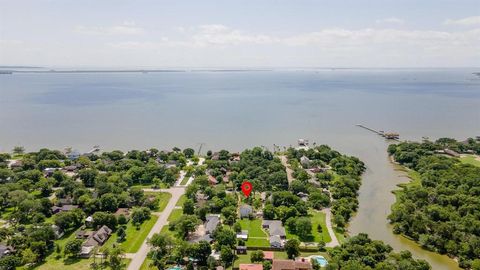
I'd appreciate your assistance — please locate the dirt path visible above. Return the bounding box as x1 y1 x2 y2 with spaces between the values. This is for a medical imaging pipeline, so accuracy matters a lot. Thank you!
279 155 294 184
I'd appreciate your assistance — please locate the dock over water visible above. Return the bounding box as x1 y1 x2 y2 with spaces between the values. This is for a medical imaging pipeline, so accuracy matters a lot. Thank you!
356 124 400 141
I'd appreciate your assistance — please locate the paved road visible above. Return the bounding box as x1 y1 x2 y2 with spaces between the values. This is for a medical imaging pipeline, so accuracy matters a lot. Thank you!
127 186 185 270
322 207 340 247
128 158 205 270
279 155 294 184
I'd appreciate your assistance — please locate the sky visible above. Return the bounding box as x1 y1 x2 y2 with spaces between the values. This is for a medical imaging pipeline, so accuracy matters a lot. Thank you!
0 0 479 68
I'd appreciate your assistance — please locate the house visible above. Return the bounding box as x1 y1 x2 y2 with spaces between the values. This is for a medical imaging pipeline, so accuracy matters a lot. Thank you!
210 250 221 261
270 235 283 248
264 251 274 261
239 205 253 218
211 152 220 160
51 204 78 214
229 153 241 164
0 245 14 258
262 220 286 239
236 246 247 254
165 160 179 168
444 149 460 157
208 174 218 185
43 167 58 177
51 225 64 239
300 156 311 168
67 151 81 160
196 191 209 206
63 165 77 172
58 197 74 205
272 260 312 270
216 266 224 270
8 160 22 169
239 264 263 270
205 215 220 234
80 226 112 257
236 230 248 240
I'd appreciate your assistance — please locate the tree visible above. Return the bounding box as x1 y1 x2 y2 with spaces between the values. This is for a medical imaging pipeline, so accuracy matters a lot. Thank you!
263 204 275 219
22 248 38 265
221 206 237 225
195 240 212 266
263 261 272 270
183 199 195 215
213 227 236 249
296 217 312 240
183 148 195 158
78 168 98 187
317 240 326 251
131 207 151 225
176 215 200 238
64 239 83 257
92 212 117 229
285 239 300 259
220 246 234 267
233 222 242 233
106 246 125 270
100 193 119 212
13 146 25 155
117 226 126 242
250 250 264 262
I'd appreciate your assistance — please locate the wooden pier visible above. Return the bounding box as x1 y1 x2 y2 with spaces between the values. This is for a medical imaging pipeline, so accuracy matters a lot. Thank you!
356 124 400 141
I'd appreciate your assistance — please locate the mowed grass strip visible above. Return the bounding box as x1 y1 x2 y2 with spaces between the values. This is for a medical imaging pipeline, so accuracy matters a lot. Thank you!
103 215 159 253
168 208 183 222
175 195 187 207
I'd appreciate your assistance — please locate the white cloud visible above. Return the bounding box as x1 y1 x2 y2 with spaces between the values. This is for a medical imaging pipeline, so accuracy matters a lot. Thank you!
376 17 405 24
75 21 146 35
444 16 480 26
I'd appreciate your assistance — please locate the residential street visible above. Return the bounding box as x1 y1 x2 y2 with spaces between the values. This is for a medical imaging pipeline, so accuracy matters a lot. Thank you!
127 186 185 270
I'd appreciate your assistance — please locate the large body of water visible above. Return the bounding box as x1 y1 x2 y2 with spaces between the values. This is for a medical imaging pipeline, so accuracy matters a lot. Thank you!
1 68 479 269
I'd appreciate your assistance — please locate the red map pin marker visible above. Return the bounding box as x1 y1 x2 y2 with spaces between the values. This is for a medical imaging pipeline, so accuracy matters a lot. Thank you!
241 181 253 197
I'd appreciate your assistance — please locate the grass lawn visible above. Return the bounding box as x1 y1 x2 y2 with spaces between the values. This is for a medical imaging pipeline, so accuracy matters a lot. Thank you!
238 219 270 247
102 215 159 253
180 173 192 185
168 208 183 222
460 155 480 167
31 258 130 270
144 192 172 212
239 219 267 237
140 258 156 270
286 210 331 243
175 195 187 207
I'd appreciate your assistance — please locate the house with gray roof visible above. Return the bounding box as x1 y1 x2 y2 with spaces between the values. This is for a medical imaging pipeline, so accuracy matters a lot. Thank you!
239 204 253 218
205 214 220 234
269 235 283 248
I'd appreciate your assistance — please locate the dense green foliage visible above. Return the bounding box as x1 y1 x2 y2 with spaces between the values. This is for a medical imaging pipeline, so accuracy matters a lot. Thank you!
327 234 431 270
388 138 480 268
0 147 198 268
287 145 365 228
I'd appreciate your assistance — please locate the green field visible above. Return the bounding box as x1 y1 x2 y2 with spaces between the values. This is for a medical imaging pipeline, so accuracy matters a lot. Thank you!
144 192 172 212
140 258 156 270
460 155 480 167
175 195 187 207
239 219 270 247
103 215 159 253
168 208 183 222
286 210 331 243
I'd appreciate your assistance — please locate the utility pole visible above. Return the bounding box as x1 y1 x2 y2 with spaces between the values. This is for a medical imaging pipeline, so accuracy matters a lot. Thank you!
197 143 205 156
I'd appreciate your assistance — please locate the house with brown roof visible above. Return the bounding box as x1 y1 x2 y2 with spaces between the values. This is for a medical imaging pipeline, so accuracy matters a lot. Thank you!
79 225 112 257
51 204 78 214
272 260 312 270
240 264 263 270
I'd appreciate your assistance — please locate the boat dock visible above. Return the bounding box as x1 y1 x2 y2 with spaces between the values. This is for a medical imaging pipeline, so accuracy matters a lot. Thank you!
356 124 400 141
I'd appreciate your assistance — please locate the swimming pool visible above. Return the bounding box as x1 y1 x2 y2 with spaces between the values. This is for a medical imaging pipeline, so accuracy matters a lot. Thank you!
312 256 328 267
